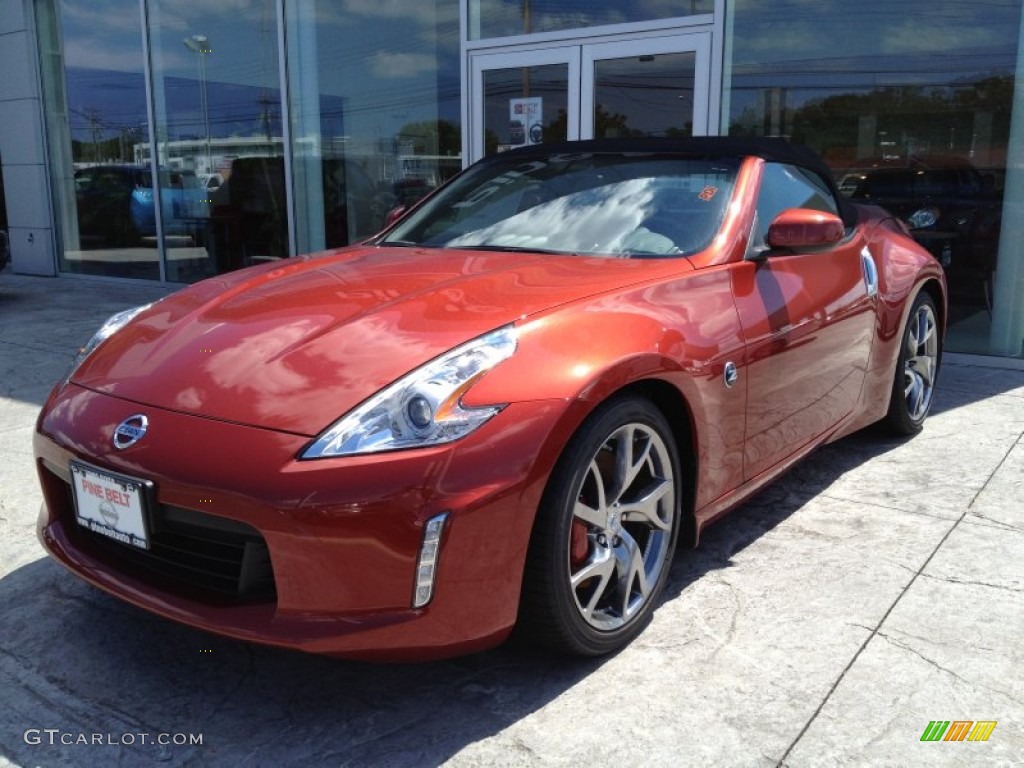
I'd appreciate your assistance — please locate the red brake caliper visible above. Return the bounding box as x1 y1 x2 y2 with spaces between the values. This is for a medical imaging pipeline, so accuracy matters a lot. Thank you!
570 518 590 567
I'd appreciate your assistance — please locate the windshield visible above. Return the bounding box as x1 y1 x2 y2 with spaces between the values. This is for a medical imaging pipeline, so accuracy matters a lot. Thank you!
381 152 740 258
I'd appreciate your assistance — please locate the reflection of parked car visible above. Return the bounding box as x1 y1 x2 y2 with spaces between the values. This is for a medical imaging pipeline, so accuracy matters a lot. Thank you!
207 156 386 270
74 165 209 246
209 156 288 268
130 169 209 237
75 165 148 247
840 156 1000 306
322 157 389 247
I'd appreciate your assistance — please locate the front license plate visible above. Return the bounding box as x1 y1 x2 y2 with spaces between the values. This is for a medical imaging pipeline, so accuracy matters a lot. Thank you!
70 461 151 550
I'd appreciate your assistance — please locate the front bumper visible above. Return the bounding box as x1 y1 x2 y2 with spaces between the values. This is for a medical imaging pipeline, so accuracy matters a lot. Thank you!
35 384 565 660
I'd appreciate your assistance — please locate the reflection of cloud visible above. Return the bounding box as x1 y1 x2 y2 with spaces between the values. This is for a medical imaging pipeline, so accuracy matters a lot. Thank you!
154 0 267 36
449 180 661 254
168 0 255 13
371 52 439 79
736 26 822 60
734 5 1018 67
204 319 316 394
61 0 141 35
343 0 437 25
60 0 277 81
470 0 628 35
325 0 458 57
59 0 145 72
298 1 457 86
64 39 144 73
881 20 993 54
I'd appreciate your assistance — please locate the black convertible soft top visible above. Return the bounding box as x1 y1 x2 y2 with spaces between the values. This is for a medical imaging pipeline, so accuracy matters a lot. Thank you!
492 137 857 227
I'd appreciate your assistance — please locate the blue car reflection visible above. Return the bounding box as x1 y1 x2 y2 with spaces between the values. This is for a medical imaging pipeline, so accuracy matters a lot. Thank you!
74 165 209 247
130 169 209 236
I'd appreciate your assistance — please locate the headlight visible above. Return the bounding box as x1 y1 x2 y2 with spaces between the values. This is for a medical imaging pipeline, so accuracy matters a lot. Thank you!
301 326 517 458
64 304 152 385
906 207 939 230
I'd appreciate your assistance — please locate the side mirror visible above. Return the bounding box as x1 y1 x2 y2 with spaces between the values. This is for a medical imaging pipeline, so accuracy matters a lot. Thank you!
765 208 845 251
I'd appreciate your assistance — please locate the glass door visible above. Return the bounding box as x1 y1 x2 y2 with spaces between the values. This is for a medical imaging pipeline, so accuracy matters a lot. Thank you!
469 32 712 162
582 34 711 140
469 48 580 161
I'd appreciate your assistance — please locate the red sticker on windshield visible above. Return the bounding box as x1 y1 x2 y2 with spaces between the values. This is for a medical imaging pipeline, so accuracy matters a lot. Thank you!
698 186 718 201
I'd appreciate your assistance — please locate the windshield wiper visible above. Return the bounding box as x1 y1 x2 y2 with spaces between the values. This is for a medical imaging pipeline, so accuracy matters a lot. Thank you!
445 244 578 256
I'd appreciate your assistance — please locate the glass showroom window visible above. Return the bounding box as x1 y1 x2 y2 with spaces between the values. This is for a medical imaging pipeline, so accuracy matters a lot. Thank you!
467 0 713 40
37 0 159 279
146 0 285 282
724 0 1024 357
284 0 461 256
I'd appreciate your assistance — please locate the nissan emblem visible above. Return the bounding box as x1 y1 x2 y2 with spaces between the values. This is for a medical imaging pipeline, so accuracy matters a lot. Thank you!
113 414 149 450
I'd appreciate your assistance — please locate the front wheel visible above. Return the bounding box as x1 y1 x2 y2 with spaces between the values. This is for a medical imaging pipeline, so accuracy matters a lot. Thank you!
884 291 941 435
518 396 682 656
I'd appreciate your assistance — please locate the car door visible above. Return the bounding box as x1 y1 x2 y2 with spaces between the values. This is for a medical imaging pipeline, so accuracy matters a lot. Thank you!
732 162 876 481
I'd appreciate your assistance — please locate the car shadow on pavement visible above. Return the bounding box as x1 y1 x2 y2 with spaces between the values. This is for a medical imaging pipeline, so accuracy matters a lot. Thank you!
0 553 609 766
0 427 913 768
662 425 906 600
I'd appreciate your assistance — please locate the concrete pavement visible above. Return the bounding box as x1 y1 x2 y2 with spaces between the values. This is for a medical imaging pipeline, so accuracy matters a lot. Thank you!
1 272 1022 767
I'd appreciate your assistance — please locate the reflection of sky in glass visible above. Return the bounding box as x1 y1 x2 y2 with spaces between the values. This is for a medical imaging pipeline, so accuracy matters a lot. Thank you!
59 0 148 142
312 1 461 137
447 178 725 256
148 0 283 142
55 0 1021 147
58 0 461 143
449 180 660 252
727 0 1021 167
470 0 713 39
730 0 1020 93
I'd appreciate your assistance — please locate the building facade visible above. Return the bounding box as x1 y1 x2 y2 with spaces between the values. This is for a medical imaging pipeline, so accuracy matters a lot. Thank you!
1 0 1022 357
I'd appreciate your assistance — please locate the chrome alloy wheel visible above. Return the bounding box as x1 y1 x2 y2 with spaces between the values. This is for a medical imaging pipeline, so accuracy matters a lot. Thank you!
903 300 939 422
568 423 675 631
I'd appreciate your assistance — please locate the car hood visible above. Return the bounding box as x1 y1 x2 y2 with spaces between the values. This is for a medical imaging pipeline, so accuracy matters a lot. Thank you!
72 245 690 436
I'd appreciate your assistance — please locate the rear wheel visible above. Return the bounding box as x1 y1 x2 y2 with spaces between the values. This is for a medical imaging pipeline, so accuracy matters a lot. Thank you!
885 291 941 435
519 396 682 656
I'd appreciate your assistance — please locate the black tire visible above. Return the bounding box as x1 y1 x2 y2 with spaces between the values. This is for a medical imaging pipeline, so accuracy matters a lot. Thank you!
518 395 682 656
884 291 941 435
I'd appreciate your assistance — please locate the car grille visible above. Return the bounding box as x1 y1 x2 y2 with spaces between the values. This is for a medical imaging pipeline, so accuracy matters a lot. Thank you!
43 462 276 602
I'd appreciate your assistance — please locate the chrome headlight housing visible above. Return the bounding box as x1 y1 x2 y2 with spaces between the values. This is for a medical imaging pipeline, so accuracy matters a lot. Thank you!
302 326 517 458
63 304 152 385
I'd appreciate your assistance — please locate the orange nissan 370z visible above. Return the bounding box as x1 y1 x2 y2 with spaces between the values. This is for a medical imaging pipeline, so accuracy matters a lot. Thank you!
34 138 945 661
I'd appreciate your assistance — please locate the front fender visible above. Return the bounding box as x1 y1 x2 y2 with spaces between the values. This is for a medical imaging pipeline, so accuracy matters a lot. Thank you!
466 269 748 512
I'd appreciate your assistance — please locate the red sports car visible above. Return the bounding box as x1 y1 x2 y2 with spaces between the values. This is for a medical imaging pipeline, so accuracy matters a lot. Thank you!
34 138 945 661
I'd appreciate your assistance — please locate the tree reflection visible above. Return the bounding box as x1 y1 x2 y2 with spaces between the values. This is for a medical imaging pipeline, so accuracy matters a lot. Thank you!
730 75 1014 173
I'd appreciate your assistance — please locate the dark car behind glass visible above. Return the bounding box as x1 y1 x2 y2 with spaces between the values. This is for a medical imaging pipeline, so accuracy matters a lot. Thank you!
839 156 1001 307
